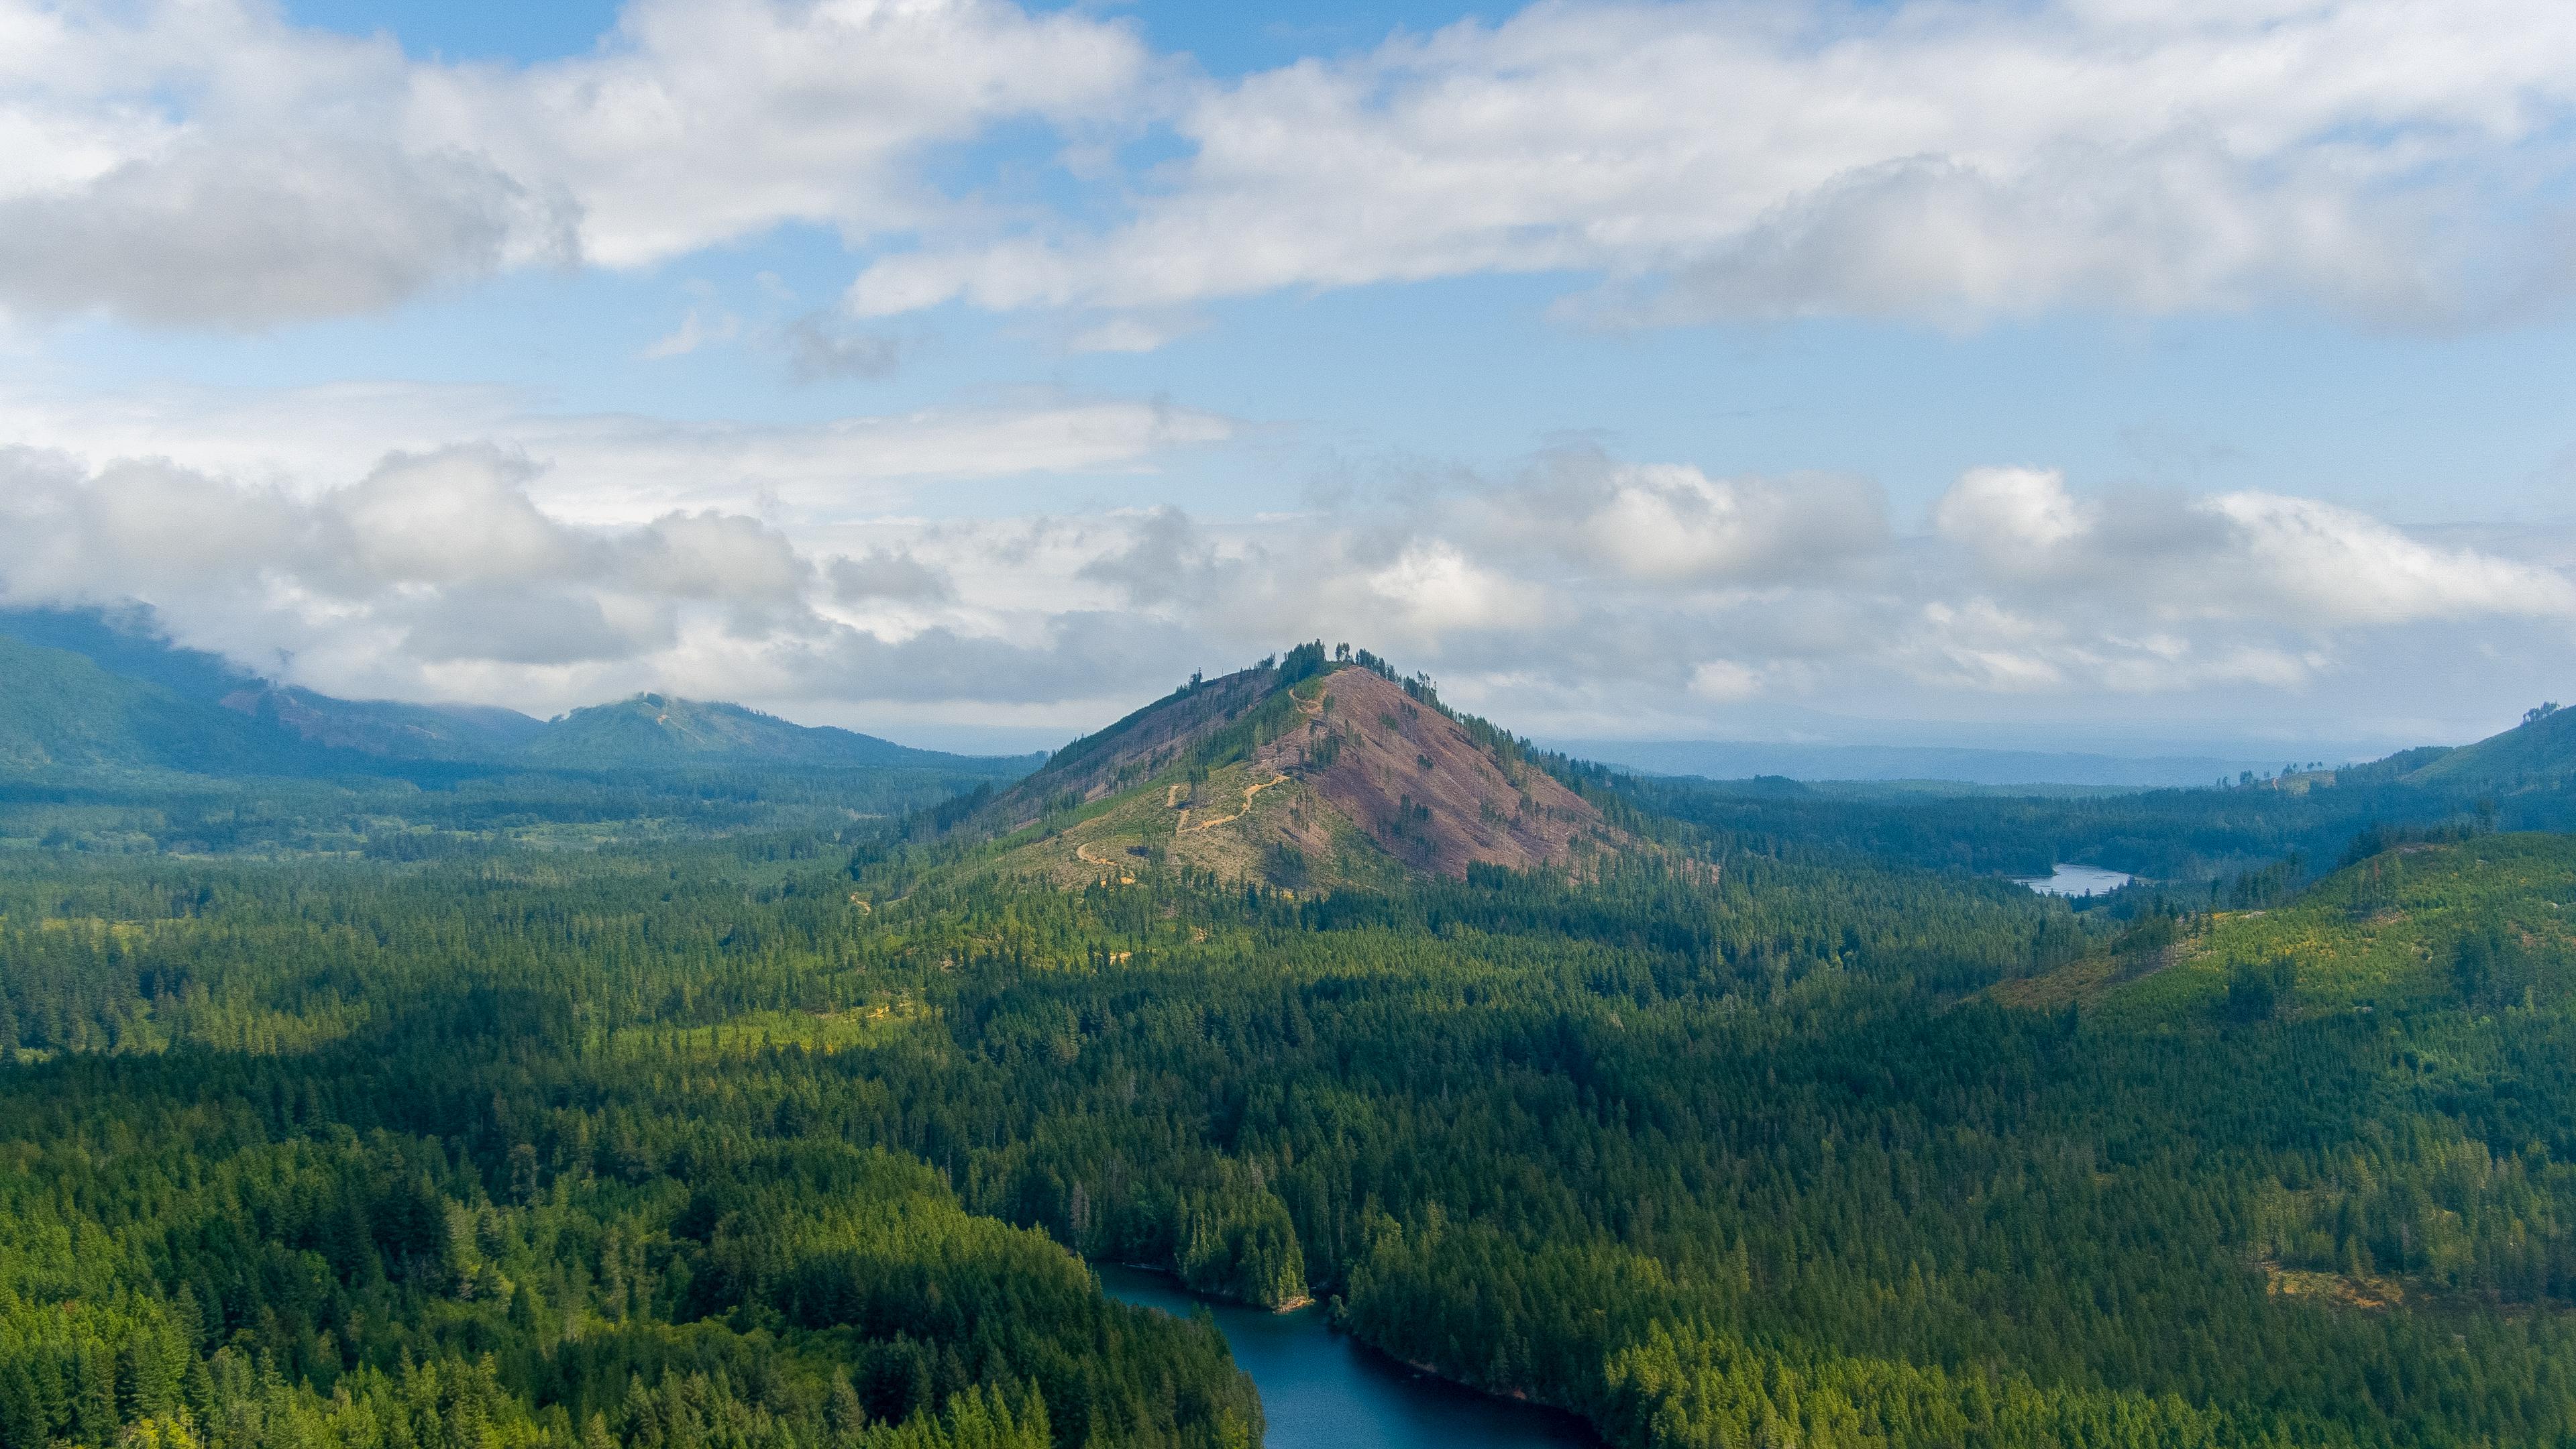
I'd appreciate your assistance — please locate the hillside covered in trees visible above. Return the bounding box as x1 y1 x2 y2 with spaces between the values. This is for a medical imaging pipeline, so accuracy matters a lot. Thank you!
5 645 2576 1448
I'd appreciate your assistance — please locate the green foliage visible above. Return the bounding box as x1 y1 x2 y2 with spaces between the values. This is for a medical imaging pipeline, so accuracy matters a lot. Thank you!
2224 958 2294 1022
6 760 2576 1449
0 636 292 775
1273 642 1330 689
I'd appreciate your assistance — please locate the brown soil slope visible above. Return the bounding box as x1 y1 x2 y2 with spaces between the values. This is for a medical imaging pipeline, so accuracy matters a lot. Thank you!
1263 667 1605 877
988 661 1613 882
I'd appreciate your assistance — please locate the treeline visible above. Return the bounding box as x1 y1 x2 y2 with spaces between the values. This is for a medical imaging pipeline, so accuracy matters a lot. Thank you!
0 763 1014 858
1608 769 2551 883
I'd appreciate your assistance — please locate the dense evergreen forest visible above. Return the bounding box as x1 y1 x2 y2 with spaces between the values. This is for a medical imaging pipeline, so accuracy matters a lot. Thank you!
5 698 2576 1447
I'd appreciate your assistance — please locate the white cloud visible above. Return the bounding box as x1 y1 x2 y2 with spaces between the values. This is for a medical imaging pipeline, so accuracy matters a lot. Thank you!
852 0 2576 331
641 308 741 360
419 0 1150 270
1367 542 1546 635
1 425 2569 741
0 0 1148 327
1539 461 1886 584
1688 659 1764 700
324 450 585 588
0 378 1235 524
1933 466 2092 557
831 548 955 604
2206 491 2576 625
6 0 2573 333
1931 466 2576 630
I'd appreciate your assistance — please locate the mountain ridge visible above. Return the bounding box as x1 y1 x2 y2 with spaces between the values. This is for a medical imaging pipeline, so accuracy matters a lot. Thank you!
527 693 1003 770
0 606 1033 777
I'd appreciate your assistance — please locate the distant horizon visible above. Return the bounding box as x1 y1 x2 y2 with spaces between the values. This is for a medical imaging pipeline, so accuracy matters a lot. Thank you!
38 602 2488 769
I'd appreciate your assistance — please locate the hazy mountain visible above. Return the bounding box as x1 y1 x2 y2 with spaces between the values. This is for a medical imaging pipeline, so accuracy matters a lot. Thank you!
0 605 1032 778
1550 739 2326 788
525 693 1014 770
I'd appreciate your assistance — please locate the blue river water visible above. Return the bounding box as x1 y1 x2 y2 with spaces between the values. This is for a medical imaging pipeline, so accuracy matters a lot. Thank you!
1095 1266 1601 1448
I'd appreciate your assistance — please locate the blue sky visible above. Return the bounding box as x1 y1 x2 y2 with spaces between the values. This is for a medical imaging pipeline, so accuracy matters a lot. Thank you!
3 0 2573 753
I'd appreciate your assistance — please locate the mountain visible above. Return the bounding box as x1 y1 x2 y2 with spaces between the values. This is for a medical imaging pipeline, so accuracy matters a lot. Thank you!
967 644 1619 886
219 684 549 761
0 604 262 703
525 694 1003 770
0 605 1033 778
0 634 298 773
1 605 547 765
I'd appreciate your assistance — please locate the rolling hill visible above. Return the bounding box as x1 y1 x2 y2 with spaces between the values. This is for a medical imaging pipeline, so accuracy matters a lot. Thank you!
525 693 1005 770
1993 830 2576 1021
963 643 1620 887
2399 702 2576 793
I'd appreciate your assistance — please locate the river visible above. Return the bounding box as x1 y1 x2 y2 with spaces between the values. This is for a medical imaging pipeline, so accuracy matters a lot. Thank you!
1095 1266 1602 1448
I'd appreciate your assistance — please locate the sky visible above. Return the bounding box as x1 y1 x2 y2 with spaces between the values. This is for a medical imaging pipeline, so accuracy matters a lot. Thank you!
3 0 2574 755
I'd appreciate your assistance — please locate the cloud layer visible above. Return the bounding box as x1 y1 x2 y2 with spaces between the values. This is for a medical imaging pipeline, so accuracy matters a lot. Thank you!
852 0 2576 331
0 0 1146 326
9 0 2576 330
3 431 2567 742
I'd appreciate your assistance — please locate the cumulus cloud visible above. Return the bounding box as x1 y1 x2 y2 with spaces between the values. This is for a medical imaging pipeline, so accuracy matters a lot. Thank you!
0 427 2569 741
0 446 810 682
0 140 570 327
1933 467 2092 558
1518 459 1888 585
1929 468 2576 629
417 0 1150 270
2208 492 2576 625
0 0 1147 327
7 0 2575 333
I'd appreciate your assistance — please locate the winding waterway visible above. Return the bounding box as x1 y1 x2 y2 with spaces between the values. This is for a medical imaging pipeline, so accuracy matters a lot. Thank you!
1095 1267 1601 1448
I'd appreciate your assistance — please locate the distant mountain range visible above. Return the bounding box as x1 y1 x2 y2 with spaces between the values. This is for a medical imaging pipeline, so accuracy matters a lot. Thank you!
7 603 2570 813
0 606 1038 777
1550 739 2307 789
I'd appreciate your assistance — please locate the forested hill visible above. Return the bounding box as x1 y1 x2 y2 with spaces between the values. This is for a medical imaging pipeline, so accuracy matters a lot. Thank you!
2401 700 2576 792
525 694 1010 771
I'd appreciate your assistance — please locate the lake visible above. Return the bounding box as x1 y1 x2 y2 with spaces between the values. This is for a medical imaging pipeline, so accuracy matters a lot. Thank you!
1095 1266 1601 1448
2015 863 2135 897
